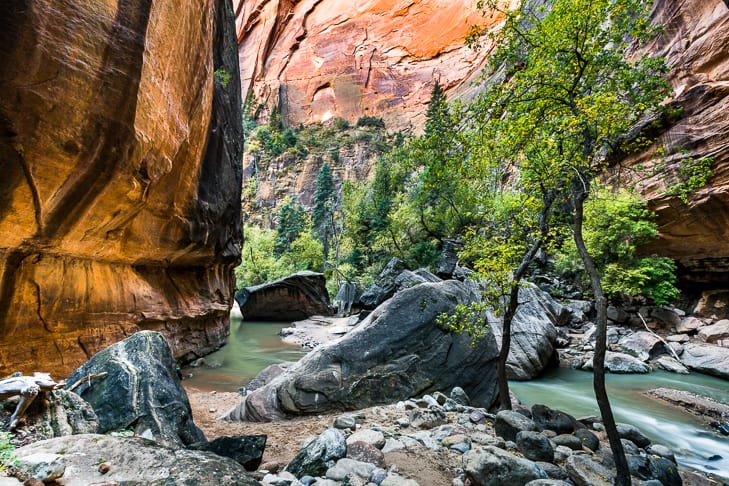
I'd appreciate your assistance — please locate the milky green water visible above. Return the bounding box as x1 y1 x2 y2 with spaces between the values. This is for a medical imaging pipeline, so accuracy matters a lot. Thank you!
182 315 729 480
510 368 729 481
181 316 304 392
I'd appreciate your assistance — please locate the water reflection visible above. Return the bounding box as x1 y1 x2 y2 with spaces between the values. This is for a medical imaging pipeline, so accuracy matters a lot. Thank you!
182 316 304 392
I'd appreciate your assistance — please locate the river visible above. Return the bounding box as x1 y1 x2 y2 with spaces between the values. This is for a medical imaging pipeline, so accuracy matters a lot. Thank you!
183 316 729 481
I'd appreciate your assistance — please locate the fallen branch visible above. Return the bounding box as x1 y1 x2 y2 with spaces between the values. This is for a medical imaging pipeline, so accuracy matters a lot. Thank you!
637 312 681 362
67 372 108 392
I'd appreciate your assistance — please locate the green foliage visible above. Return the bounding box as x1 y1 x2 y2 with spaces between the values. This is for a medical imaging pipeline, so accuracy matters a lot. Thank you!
333 117 350 130
0 431 16 471
664 154 714 203
275 197 307 255
213 68 232 89
555 190 679 304
356 116 385 128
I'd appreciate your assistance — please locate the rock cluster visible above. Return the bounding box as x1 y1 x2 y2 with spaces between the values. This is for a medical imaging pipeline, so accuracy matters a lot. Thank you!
258 390 683 486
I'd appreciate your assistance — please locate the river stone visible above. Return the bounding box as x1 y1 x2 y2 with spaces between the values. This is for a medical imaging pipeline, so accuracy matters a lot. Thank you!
491 285 570 380
680 343 729 379
17 453 65 482
621 438 640 455
698 319 729 343
617 423 651 447
677 316 704 333
526 481 571 486
410 408 447 429
516 431 554 462
334 415 357 429
13 434 258 485
552 434 583 451
346 441 385 468
654 356 690 374
463 446 548 486
648 456 682 486
223 280 501 421
325 458 376 481
531 404 575 434
618 331 667 361
494 410 538 442
652 307 684 328
380 473 420 486
565 454 615 486
347 429 386 449
66 331 204 448
604 352 650 373
194 435 266 471
574 428 599 451
450 387 470 406
535 462 569 480
607 305 629 323
646 444 676 463
285 428 346 478
235 271 331 320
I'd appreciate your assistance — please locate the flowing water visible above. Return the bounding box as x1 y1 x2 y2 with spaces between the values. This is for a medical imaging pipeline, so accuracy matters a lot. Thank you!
182 316 305 392
182 315 729 480
510 368 729 481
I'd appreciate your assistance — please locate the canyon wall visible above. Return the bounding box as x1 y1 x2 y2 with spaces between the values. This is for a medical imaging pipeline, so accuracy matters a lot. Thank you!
238 0 729 287
0 0 243 375
234 0 499 131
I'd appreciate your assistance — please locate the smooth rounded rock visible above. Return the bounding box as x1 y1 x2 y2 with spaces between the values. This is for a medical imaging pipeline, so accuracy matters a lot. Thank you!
516 431 554 463
565 454 615 486
494 410 538 442
552 434 583 451
574 429 599 451
347 429 386 449
616 423 651 448
531 404 575 434
347 441 385 468
463 446 547 486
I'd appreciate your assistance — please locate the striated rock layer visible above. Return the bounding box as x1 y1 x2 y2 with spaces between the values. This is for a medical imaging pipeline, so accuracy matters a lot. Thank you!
0 0 243 375
627 0 729 286
234 0 498 131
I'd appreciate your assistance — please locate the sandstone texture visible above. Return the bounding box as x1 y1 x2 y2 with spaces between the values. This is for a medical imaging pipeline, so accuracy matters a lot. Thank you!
234 0 496 131
627 0 729 285
0 0 243 375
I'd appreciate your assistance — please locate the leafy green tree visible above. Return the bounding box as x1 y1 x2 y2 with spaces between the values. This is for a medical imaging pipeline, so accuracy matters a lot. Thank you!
467 0 669 482
556 190 679 304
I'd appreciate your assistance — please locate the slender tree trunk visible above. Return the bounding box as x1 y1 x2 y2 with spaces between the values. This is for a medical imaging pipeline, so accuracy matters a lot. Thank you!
572 185 630 486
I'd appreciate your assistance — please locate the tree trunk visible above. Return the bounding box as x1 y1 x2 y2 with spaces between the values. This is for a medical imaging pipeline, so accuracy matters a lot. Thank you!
572 185 630 486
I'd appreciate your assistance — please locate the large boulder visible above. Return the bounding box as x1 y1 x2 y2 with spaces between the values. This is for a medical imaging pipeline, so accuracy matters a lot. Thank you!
0 0 243 377
359 258 407 309
617 331 668 361
235 271 331 321
13 434 258 486
491 285 570 380
680 343 729 379
66 331 204 448
11 389 99 439
698 319 729 343
223 280 501 421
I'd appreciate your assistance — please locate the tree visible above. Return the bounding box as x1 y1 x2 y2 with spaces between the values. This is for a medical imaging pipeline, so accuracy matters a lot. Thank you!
469 0 669 483
275 197 307 255
313 162 336 259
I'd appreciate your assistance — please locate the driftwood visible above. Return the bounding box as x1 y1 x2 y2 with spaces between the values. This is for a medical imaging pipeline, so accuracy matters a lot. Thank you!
0 373 64 429
67 372 107 392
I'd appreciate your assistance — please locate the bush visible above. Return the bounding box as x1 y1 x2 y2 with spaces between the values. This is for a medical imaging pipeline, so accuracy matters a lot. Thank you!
356 116 385 129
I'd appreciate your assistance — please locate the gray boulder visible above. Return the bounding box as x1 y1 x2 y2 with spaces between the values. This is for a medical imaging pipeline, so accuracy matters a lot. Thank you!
359 258 407 309
680 343 729 379
531 404 575 434
654 356 689 374
491 285 570 380
235 271 331 321
676 316 703 334
616 423 651 448
582 352 650 373
565 454 615 486
193 435 266 471
67 331 204 448
463 446 548 486
516 431 554 462
698 319 729 343
617 331 667 361
285 428 347 478
13 434 258 485
18 389 98 438
223 281 500 421
494 410 538 442
437 239 462 278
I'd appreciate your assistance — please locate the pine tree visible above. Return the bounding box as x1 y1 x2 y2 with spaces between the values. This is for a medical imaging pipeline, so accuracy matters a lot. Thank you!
313 162 335 259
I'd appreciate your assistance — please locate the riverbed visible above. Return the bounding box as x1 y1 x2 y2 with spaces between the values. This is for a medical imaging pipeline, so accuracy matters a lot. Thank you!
183 317 729 480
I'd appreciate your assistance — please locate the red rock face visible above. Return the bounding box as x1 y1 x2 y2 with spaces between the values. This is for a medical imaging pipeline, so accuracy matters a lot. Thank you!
626 0 729 286
234 0 498 130
0 0 243 375
238 0 729 286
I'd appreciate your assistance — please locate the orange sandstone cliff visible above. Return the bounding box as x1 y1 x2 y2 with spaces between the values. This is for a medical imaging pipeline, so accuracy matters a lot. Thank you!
0 0 243 375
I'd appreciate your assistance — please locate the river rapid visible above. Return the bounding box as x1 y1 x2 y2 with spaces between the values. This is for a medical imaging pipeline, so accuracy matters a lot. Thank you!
183 316 729 481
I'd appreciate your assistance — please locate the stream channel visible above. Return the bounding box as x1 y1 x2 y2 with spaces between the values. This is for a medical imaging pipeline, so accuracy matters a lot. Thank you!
183 315 729 481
